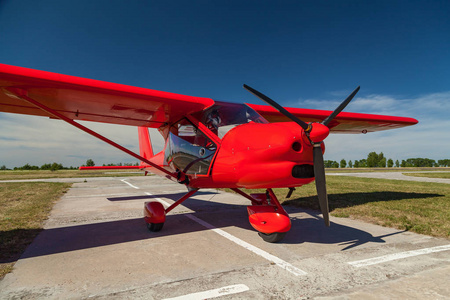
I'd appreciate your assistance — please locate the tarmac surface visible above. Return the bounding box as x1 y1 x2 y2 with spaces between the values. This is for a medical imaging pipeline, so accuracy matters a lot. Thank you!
1 173 449 299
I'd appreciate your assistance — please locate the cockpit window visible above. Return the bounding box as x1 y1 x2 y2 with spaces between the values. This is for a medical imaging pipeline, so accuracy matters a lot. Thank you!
194 101 268 138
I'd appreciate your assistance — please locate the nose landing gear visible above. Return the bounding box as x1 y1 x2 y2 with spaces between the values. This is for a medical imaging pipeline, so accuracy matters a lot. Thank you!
232 188 291 243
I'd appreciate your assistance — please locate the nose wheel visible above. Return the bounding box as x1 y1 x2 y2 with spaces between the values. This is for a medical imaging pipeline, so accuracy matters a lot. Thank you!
258 232 287 243
147 222 164 232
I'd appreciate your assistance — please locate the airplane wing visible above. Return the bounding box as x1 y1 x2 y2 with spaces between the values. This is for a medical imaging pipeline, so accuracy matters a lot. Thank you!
0 64 214 128
0 64 417 133
247 103 418 133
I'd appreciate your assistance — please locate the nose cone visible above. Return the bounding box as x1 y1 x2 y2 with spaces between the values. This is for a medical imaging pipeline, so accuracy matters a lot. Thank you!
308 123 330 143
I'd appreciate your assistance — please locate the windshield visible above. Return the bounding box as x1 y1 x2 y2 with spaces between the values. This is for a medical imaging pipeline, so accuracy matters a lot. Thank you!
194 101 268 138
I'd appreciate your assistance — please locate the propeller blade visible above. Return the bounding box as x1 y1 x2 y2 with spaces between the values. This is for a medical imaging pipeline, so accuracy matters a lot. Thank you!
322 86 360 127
243 84 310 131
313 144 330 226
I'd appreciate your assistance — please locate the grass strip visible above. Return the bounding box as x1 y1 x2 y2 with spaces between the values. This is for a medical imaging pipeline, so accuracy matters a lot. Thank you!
0 182 71 279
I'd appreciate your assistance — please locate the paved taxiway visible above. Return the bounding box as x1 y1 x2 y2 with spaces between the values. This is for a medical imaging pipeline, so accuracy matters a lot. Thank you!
1 174 449 299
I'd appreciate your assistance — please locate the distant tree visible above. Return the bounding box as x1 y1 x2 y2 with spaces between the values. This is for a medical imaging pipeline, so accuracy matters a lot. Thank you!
324 160 339 168
353 160 359 168
348 160 353 168
340 159 347 168
358 159 367 168
85 159 95 167
1 165 8 170
437 159 450 167
377 153 386 167
41 163 52 170
51 162 63 171
387 158 394 168
366 152 388 168
395 160 400 168
378 157 386 168
367 152 378 167
401 160 406 167
17 163 39 170
405 158 436 168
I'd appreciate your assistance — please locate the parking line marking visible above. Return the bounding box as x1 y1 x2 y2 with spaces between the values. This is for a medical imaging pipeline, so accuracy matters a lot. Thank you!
348 244 450 267
162 284 249 300
145 192 308 276
120 179 140 189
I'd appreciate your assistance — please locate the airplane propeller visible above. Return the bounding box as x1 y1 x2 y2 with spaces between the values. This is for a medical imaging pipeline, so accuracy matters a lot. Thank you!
243 84 360 227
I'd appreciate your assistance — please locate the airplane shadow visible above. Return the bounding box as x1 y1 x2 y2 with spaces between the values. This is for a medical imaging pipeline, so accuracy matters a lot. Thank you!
282 209 406 250
106 190 217 202
7 190 435 261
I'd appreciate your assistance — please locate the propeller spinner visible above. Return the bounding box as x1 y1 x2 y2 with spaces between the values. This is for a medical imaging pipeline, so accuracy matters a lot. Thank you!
243 84 360 226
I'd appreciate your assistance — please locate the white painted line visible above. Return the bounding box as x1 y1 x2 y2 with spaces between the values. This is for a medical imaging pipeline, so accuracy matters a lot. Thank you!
120 179 140 189
186 214 308 276
349 244 450 267
143 191 307 276
162 284 249 300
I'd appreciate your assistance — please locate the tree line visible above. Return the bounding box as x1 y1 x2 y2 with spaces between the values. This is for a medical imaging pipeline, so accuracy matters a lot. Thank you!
83 159 139 167
0 162 78 171
325 152 450 168
1 159 139 170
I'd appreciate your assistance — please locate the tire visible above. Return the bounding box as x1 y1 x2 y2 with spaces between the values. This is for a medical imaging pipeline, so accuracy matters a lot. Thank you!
147 222 164 232
258 232 286 243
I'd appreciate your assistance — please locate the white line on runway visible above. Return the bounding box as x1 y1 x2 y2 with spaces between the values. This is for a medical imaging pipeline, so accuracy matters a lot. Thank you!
120 179 140 189
162 284 249 300
348 244 450 267
144 192 308 276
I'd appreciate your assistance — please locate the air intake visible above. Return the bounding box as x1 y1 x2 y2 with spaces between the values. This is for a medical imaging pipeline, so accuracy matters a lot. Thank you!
292 164 314 178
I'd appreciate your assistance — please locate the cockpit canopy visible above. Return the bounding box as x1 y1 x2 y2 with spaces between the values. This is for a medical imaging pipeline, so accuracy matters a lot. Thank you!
164 102 268 176
193 101 268 138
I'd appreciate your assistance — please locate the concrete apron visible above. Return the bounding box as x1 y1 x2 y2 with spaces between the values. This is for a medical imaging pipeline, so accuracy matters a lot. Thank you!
1 176 449 299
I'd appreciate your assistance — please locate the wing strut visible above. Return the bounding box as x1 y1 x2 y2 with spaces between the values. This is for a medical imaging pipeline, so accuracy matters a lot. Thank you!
6 87 181 181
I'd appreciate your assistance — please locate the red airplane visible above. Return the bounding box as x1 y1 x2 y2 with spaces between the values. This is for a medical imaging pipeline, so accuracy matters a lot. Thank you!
0 63 418 242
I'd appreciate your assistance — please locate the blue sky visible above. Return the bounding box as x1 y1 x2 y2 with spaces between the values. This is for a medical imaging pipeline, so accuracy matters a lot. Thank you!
0 1 449 168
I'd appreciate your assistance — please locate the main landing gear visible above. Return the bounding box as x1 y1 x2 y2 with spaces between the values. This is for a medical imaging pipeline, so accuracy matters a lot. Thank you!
144 189 198 232
143 188 291 243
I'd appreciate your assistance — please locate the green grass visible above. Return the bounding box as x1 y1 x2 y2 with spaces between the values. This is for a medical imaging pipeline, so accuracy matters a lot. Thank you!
0 169 143 180
0 182 71 279
403 172 450 179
